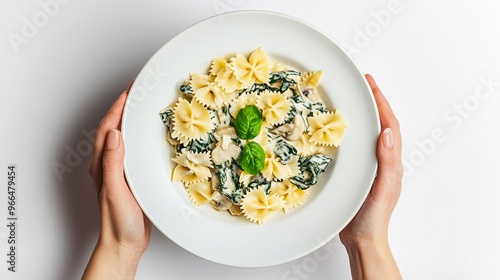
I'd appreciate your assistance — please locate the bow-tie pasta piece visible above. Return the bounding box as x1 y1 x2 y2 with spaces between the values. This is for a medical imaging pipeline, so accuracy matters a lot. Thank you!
190 73 229 109
171 97 214 144
210 57 243 94
270 179 309 212
172 149 213 185
186 180 214 206
241 187 285 224
257 91 292 126
307 110 347 147
231 47 271 88
261 151 299 181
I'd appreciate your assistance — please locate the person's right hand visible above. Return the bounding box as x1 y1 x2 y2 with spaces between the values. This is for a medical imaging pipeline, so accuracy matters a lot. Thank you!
339 74 403 280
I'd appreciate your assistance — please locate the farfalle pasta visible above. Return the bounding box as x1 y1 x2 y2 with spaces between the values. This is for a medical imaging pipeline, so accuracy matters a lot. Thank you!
240 187 285 224
186 180 214 206
257 91 292 125
171 98 214 144
211 58 242 94
190 73 227 109
159 47 347 224
308 111 347 147
261 151 299 181
231 47 271 88
171 149 212 185
270 179 309 212
292 134 322 156
229 92 259 117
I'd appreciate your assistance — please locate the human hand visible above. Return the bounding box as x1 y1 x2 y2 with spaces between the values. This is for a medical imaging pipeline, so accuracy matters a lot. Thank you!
83 79 152 280
339 74 403 279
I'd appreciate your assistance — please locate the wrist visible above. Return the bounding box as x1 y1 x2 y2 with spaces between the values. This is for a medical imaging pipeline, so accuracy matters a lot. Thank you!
82 240 144 280
344 239 401 280
343 236 388 251
96 238 144 265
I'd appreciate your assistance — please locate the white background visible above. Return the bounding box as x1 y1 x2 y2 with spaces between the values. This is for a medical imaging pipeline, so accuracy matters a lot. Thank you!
1 0 500 279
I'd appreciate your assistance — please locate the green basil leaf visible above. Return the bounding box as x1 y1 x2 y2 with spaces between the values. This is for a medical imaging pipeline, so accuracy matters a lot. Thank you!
234 105 263 140
240 142 265 175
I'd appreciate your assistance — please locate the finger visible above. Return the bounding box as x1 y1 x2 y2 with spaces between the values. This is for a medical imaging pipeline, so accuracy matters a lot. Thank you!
377 127 396 178
89 79 134 189
101 129 126 193
365 74 402 155
117 78 135 131
365 74 399 130
366 75 403 199
371 127 402 203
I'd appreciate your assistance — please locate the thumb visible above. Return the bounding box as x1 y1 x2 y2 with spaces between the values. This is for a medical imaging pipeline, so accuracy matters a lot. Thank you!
378 127 396 169
372 127 398 198
102 129 125 187
371 127 402 207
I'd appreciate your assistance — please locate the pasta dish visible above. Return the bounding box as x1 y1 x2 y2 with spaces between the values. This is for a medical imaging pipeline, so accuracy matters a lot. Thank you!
159 48 347 224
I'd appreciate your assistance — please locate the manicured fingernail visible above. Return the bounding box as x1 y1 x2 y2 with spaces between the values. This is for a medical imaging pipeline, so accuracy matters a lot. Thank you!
106 129 119 150
383 127 394 149
125 78 135 92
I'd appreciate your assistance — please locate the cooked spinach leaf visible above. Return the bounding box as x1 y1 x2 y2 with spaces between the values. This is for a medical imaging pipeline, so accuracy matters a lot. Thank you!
274 137 298 165
179 84 193 96
216 160 243 204
290 154 332 190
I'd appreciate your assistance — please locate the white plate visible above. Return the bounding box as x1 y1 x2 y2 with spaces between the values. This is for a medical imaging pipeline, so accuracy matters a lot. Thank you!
122 10 379 267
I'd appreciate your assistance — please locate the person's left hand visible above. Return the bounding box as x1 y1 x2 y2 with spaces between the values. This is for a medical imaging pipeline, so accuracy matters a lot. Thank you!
84 79 152 279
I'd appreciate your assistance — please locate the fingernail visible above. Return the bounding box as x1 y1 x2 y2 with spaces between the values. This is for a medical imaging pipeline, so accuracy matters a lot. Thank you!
106 129 119 150
125 78 135 92
383 127 394 149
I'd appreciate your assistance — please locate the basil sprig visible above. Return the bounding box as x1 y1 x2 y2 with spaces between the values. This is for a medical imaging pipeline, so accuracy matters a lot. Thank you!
240 142 265 175
234 105 263 140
